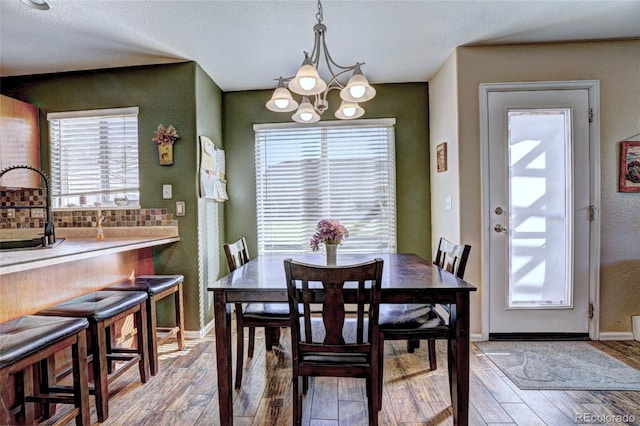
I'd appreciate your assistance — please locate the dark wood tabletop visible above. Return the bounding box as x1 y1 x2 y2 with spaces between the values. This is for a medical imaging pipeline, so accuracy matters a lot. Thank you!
207 252 476 425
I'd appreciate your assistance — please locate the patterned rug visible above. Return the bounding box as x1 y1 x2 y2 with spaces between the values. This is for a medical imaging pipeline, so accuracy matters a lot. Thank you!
475 341 640 390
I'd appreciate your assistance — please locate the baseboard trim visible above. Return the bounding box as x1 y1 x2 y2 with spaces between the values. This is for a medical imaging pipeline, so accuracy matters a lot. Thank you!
471 333 484 342
598 331 635 341
489 332 589 341
184 318 215 339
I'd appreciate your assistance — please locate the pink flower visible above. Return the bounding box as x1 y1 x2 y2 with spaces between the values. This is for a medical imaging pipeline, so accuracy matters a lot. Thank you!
152 124 180 146
310 219 349 252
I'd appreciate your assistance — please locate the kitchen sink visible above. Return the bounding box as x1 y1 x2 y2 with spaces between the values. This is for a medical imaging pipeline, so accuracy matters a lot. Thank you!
0 238 65 251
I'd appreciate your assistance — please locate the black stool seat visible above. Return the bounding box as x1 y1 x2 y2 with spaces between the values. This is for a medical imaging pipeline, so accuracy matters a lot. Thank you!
37 290 149 422
1 315 90 425
0 315 89 369
106 275 185 376
107 275 183 296
38 291 148 321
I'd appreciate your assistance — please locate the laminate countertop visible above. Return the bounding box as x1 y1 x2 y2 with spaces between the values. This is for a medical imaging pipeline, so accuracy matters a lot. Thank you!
0 227 179 275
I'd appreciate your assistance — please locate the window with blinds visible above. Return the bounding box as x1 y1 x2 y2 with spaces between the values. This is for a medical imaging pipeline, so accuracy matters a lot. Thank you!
47 107 140 208
254 118 397 254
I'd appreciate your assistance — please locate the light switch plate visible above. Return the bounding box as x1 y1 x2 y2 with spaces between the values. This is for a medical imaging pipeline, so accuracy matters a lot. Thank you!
162 184 172 199
445 196 452 210
176 201 185 216
31 208 44 218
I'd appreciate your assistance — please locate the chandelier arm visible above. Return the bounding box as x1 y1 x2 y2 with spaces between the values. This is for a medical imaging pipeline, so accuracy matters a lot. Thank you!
321 34 361 72
323 68 358 91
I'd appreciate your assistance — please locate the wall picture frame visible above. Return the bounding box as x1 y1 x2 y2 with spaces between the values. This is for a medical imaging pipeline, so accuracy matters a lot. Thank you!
619 140 640 193
436 142 447 173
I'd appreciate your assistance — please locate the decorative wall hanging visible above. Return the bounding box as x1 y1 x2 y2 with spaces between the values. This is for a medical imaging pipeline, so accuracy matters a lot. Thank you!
619 138 640 192
152 124 180 166
199 136 228 202
436 142 447 173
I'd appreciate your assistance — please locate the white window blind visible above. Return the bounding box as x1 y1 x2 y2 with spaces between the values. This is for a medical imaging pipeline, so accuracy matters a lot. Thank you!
254 119 396 254
47 107 140 208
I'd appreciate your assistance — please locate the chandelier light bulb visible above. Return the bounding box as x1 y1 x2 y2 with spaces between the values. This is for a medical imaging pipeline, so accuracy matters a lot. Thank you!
334 101 364 120
292 97 321 123
266 85 299 112
289 63 326 96
300 77 317 91
340 69 376 103
349 85 366 99
275 99 289 109
343 106 356 117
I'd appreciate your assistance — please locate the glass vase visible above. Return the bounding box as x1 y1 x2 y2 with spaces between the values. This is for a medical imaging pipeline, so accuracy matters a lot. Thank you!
325 242 337 265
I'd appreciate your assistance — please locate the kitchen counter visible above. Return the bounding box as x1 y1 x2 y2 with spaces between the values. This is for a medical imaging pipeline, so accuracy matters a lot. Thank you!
1 235 179 275
0 226 180 322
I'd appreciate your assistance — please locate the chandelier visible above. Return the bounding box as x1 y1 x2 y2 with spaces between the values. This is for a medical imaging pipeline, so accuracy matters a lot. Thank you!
265 0 376 124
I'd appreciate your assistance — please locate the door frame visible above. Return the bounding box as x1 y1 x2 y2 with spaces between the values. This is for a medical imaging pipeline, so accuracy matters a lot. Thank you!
479 80 601 341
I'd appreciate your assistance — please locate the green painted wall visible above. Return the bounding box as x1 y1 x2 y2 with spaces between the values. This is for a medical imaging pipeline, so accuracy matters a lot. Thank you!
1 62 223 331
222 83 431 260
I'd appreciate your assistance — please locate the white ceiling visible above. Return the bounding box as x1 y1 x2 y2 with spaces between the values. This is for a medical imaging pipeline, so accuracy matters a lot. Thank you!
1 0 639 91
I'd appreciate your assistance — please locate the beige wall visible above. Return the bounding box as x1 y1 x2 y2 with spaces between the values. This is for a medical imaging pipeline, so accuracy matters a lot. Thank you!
429 53 461 246
430 39 640 337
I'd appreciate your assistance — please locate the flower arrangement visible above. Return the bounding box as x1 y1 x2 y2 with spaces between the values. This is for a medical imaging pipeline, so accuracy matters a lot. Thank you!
152 124 180 146
310 219 349 251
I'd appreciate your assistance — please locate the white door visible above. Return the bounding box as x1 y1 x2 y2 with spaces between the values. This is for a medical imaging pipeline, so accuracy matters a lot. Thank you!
486 88 593 336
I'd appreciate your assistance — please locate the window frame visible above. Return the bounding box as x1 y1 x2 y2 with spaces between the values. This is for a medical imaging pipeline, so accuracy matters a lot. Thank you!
47 107 140 209
254 118 397 255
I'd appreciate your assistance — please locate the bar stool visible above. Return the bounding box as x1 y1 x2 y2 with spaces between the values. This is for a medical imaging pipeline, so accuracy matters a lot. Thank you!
0 315 90 425
37 291 149 422
106 274 185 375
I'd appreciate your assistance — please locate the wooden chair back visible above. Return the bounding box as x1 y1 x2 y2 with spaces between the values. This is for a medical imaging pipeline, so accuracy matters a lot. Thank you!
433 237 471 279
223 237 250 272
284 258 384 359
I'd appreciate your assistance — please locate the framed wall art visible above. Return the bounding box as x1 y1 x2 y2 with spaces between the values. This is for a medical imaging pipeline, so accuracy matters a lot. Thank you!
436 142 447 173
619 140 640 193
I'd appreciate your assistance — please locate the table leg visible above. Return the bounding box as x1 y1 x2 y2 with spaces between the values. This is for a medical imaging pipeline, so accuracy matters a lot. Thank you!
451 292 470 425
214 291 233 425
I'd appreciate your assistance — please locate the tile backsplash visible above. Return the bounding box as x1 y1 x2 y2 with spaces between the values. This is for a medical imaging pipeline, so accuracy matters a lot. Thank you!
0 188 178 229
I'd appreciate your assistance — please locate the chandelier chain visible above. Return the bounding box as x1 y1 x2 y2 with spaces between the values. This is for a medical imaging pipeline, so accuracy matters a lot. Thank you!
316 0 323 24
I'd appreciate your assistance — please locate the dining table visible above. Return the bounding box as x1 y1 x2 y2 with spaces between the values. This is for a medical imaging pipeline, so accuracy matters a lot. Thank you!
207 252 476 425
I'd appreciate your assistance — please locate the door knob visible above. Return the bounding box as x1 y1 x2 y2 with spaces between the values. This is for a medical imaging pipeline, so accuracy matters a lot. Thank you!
494 224 509 233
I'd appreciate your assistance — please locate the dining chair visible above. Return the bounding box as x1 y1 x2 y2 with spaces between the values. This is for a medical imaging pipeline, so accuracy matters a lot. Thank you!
223 237 290 389
377 237 470 408
284 258 384 426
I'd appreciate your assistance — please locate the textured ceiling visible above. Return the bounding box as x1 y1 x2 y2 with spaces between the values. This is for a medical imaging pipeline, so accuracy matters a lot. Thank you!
1 0 639 91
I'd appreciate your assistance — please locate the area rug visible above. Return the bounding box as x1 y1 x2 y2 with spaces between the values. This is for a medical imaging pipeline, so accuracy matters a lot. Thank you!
475 341 640 391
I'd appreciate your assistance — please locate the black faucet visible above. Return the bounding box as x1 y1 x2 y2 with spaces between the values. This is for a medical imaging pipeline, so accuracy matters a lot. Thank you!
0 164 56 246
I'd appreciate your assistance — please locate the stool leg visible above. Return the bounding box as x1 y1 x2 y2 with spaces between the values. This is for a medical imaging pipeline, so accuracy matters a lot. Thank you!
21 366 36 423
93 322 109 422
175 282 185 350
73 329 90 426
37 355 57 418
147 297 159 376
136 302 151 383
0 369 12 425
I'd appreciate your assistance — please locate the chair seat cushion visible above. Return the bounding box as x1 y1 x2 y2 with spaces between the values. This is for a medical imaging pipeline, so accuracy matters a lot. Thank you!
0 315 89 369
106 275 184 295
301 353 369 365
37 291 148 322
243 303 289 319
379 304 445 330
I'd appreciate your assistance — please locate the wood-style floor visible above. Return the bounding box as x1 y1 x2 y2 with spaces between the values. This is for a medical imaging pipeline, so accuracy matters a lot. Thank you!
50 325 640 425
